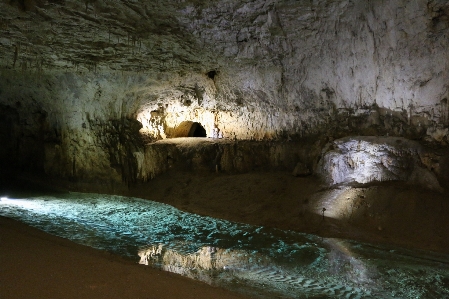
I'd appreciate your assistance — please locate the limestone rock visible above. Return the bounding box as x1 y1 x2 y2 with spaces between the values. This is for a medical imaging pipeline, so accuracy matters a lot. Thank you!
317 136 443 191
0 0 449 184
137 138 318 181
1 0 448 143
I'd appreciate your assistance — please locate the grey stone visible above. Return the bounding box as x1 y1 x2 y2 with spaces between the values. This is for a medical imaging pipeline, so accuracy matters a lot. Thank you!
317 136 443 192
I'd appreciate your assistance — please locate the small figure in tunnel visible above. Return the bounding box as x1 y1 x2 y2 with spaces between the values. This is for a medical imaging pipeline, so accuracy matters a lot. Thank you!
210 126 223 139
210 127 217 138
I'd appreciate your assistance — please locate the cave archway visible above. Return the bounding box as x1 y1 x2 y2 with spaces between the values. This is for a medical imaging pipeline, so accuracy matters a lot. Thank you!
173 121 207 137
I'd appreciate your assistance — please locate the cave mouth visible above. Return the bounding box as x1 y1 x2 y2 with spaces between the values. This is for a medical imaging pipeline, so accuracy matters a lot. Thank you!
191 122 207 137
173 121 207 137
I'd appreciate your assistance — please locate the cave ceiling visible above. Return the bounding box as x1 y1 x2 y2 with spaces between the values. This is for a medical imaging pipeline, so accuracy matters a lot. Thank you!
0 0 215 72
0 0 449 142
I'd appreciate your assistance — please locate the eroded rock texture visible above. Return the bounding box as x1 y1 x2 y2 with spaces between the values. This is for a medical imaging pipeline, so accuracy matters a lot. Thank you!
317 136 443 191
0 0 448 184
137 138 320 181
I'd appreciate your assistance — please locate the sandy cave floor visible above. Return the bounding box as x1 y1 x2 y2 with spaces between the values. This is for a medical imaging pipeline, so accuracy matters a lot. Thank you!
0 216 254 299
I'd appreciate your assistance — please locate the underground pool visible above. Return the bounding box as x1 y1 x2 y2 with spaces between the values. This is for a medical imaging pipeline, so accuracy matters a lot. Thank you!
0 191 448 298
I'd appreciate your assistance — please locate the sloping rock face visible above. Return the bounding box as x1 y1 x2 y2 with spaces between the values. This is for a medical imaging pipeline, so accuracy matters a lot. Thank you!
0 71 146 184
137 138 320 181
0 0 448 184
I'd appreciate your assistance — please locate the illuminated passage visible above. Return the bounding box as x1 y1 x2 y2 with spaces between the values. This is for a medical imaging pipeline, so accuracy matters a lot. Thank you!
0 193 448 299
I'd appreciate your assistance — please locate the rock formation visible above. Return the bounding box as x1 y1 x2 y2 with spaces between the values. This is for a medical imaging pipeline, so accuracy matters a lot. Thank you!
317 136 443 191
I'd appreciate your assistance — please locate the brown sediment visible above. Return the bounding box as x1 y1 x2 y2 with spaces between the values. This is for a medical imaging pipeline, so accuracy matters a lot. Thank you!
0 216 254 299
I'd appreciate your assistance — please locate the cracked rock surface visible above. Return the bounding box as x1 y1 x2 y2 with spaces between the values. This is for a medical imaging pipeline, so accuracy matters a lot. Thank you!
318 136 443 191
0 0 448 186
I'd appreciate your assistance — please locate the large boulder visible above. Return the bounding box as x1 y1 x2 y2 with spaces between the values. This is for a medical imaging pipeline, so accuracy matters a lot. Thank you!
317 136 443 192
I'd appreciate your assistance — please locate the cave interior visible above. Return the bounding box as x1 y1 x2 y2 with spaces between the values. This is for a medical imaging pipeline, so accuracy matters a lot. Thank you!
0 0 449 257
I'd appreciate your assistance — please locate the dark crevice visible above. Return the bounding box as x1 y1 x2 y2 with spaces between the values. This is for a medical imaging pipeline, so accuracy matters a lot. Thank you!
192 122 206 137
206 70 217 80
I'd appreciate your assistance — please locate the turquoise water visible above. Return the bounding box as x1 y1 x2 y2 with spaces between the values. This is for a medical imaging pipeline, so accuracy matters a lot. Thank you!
0 191 448 298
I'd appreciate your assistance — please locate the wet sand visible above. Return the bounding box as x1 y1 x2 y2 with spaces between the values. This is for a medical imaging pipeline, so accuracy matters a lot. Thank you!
0 216 253 299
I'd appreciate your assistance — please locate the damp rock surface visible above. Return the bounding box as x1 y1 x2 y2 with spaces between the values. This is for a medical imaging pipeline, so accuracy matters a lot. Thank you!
137 138 320 181
0 0 449 184
318 136 443 191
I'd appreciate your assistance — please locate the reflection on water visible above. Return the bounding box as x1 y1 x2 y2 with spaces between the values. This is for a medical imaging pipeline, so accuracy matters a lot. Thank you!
138 243 373 298
1 192 449 298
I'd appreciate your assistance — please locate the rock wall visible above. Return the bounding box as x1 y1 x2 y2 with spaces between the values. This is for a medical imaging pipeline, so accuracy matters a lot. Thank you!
0 0 448 184
137 138 322 181
0 70 146 183
174 0 449 140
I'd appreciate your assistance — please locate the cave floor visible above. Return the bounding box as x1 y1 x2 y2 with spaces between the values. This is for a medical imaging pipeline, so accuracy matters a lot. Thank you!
0 216 253 299
11 167 449 255
10 169 449 253
128 171 449 255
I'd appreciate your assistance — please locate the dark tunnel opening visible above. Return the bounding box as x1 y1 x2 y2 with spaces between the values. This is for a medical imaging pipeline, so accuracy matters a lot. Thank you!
192 123 206 137
173 121 207 137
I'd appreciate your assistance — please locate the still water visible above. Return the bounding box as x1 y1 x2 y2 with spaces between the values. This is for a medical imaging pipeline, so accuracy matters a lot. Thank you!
0 190 448 299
